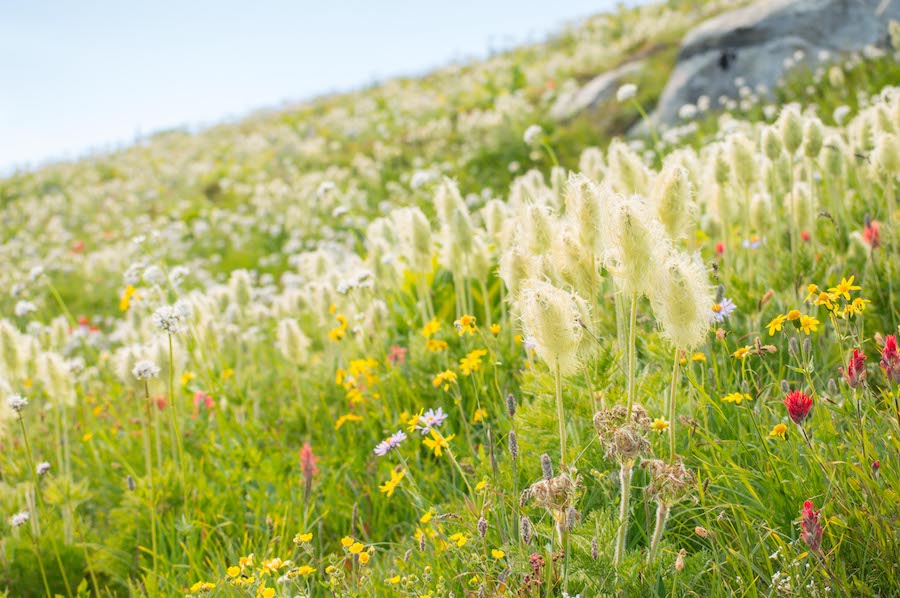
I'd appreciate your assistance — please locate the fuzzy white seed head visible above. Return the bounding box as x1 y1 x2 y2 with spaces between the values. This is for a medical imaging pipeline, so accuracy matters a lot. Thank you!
761 126 783 162
564 173 604 252
132 360 161 381
778 106 804 154
607 139 649 194
523 124 544 146
578 147 606 182
518 280 588 376
651 251 712 350
616 83 637 103
803 118 824 158
874 133 900 175
603 194 668 298
651 163 694 240
151 305 185 334
728 134 756 189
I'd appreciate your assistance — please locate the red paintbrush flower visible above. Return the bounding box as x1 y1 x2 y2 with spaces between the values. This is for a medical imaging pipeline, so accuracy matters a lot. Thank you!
881 335 900 383
838 348 867 389
863 219 880 248
800 500 823 553
300 442 319 479
784 390 813 425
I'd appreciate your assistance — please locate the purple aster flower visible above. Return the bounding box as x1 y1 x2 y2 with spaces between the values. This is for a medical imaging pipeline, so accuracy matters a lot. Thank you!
374 430 407 456
416 407 448 435
710 297 736 323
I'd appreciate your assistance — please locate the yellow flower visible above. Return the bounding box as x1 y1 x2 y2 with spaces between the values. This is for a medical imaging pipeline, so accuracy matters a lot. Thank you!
432 370 457 391
423 429 455 457
297 565 315 576
348 542 365 554
379 470 405 497
82 432 93 442
799 314 819 335
258 586 275 598
261 557 288 574
732 346 752 359
239 554 255 568
828 276 860 301
473 408 487 423
454 314 477 336
341 537 354 547
221 368 234 380
227 566 241 578
119 285 140 312
491 549 505 559
721 392 751 404
449 533 467 547
181 371 196 386
691 352 706 362
475 477 488 491
358 552 370 565
766 314 788 336
422 318 441 338
490 324 501 335
786 309 802 321
813 291 837 311
189 581 216 593
335 413 362 430
804 284 819 303
769 423 788 440
419 509 434 524
459 349 488 375
388 575 401 584
514 334 523 344
425 339 448 352
293 532 313 544
406 409 424 434
329 314 348 341
650 418 668 434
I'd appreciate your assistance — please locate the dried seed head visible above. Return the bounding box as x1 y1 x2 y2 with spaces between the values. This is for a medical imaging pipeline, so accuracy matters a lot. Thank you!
802 336 812 355
126 475 136 492
478 516 488 538
728 133 756 189
643 457 696 506
521 515 533 545
528 472 580 512
564 173 604 252
593 404 652 462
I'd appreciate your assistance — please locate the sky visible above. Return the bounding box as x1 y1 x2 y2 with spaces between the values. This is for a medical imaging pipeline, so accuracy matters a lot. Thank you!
0 0 640 173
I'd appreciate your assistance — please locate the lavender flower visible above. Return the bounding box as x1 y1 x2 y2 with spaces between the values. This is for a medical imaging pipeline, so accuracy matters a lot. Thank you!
10 511 29 528
416 407 448 435
710 298 736 323
374 430 407 456
36 462 51 476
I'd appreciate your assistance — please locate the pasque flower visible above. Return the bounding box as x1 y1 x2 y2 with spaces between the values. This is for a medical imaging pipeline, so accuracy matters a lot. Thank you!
784 390 813 424
839 349 867 388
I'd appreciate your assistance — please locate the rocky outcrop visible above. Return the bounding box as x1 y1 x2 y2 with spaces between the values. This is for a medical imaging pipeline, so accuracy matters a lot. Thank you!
651 0 900 127
550 61 643 121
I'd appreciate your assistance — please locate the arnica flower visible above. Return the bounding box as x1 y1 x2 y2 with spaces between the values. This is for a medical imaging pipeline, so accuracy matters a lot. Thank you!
459 349 488 375
425 339 448 352
880 335 900 383
798 314 819 335
449 533 467 547
374 430 407 456
432 370 457 390
839 349 867 389
650 418 668 434
421 318 441 338
691 352 706 362
423 429 455 457
416 408 448 435
769 423 788 439
786 309 802 321
709 298 735 323
800 500 824 553
828 276 861 301
721 392 751 404
766 314 788 336
784 390 813 425
189 581 216 593
454 314 477 336
732 346 752 359
379 470 405 497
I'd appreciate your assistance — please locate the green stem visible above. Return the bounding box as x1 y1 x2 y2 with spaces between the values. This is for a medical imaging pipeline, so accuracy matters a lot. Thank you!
167 334 187 509
143 381 159 584
625 295 638 419
615 462 633 567
555 359 566 468
646 502 670 564
668 349 680 465
26 528 53 598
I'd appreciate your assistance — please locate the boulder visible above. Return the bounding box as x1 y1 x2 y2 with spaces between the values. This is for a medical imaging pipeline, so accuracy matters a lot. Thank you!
550 60 644 121
651 0 900 127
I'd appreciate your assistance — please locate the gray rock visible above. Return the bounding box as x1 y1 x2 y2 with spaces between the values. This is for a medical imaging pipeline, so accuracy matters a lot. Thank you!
550 60 644 121
651 0 900 127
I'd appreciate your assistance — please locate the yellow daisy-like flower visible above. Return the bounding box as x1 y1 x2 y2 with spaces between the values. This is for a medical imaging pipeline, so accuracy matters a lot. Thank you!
786 309 802 321
239 554 255 568
406 409 424 434
691 352 706 362
334 413 362 430
340 537 355 547
732 346 752 359
226 566 241 578
379 470 405 497
650 418 668 434
421 318 441 338
514 334 523 344
473 408 487 423
348 542 364 554
804 284 819 303
181 371 196 386
454 314 477 336
358 552 370 565
799 314 819 335
828 276 860 301
475 477 488 491
293 532 313 544
189 581 216 593
119 285 141 312
432 370 457 391
459 349 488 376
423 429 455 457
769 423 788 440
449 533 467 547
258 585 275 598
721 392 751 404
490 324 501 335
297 565 315 576
425 339 448 352
388 575 401 584
419 509 434 524
491 549 505 559
813 291 837 311
766 314 788 336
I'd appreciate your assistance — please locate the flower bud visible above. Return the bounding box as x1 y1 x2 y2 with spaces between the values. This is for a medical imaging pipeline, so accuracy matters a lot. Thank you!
540 454 554 480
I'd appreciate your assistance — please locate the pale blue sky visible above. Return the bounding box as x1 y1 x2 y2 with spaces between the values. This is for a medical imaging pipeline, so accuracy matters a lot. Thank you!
0 1 640 173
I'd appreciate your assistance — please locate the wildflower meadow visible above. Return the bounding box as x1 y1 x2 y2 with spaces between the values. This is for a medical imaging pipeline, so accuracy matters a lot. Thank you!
2 1 900 596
